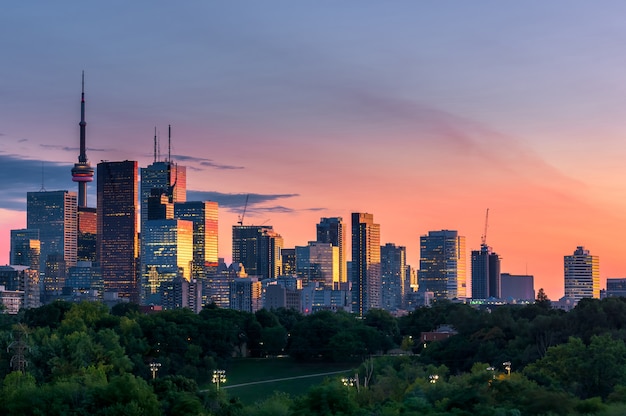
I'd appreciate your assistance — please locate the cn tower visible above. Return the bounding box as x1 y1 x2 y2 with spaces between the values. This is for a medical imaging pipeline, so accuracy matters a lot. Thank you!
71 72 94 207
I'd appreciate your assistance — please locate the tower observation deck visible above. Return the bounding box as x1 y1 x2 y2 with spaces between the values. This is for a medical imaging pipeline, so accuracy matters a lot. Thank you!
71 72 94 207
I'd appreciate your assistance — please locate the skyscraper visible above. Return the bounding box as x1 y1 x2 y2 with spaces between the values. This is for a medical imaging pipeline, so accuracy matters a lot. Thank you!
10 229 40 271
232 225 283 279
140 149 187 240
380 243 406 312
174 201 219 277
141 219 193 303
27 190 78 273
419 230 466 300
471 245 501 299
564 246 599 301
97 161 139 302
295 241 339 287
317 217 346 283
500 273 534 301
351 212 381 316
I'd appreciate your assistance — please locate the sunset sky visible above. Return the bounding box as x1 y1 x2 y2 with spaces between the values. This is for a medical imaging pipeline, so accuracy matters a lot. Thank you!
3 1 626 299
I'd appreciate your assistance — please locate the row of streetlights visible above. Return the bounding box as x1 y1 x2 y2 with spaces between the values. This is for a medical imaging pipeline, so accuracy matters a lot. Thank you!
150 363 227 390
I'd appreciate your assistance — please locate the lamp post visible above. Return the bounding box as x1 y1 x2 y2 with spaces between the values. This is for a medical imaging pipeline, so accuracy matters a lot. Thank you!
342 377 356 387
503 361 511 376
429 374 439 384
213 369 226 390
149 362 161 380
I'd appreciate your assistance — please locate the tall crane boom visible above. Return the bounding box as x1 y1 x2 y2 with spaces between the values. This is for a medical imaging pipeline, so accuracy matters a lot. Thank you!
481 208 489 247
237 194 249 226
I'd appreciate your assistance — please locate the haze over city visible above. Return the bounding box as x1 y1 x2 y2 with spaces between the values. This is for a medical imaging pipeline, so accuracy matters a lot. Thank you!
3 1 626 300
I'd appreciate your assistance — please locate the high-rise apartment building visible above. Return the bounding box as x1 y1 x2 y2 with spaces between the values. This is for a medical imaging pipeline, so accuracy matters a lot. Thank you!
97 161 139 302
27 190 78 273
317 217 346 283
232 225 283 279
229 277 262 313
564 246 599 301
419 230 466 300
351 212 381 316
295 241 339 287
174 201 219 276
281 248 296 276
380 243 406 312
471 245 501 299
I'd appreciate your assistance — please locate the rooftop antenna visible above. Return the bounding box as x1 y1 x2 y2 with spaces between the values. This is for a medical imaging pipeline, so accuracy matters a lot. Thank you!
39 162 46 192
168 124 171 163
153 127 157 163
157 130 161 162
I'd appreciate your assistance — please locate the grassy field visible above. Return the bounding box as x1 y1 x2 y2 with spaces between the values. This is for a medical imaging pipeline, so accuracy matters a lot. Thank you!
214 357 356 404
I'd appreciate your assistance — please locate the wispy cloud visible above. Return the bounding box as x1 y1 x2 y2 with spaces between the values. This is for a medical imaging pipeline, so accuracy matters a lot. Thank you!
173 154 244 170
186 191 298 211
0 154 75 211
39 144 111 152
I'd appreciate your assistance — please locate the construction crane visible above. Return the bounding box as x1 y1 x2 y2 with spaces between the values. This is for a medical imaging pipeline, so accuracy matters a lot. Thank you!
237 194 249 226
480 208 489 248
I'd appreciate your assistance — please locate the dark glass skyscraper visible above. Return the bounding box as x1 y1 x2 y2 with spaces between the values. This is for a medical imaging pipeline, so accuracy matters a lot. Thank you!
232 225 283 279
351 213 380 316
381 243 406 311
10 229 40 271
97 161 139 302
471 245 501 299
26 190 78 273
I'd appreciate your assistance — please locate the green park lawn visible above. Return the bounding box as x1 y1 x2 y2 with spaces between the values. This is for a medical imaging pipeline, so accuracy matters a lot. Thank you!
212 357 356 404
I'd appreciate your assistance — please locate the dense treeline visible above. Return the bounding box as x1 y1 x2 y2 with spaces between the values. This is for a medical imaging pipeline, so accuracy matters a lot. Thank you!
0 296 626 414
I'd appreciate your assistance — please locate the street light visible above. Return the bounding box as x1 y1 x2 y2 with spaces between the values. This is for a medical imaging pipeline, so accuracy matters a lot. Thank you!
149 362 161 380
342 377 356 387
429 374 439 384
503 361 511 376
213 369 226 390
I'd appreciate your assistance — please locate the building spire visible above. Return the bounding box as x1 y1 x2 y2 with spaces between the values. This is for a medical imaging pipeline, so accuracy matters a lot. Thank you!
71 71 95 207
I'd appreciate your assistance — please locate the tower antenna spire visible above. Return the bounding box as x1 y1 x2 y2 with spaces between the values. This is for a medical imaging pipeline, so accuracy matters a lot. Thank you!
168 124 171 162
40 162 46 192
153 127 157 163
71 71 95 207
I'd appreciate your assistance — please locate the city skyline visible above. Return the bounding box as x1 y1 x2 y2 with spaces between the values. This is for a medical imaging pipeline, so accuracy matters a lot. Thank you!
3 2 626 299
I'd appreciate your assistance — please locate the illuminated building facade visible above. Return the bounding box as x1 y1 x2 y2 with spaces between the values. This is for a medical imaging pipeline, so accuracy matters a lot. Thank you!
564 246 599 301
141 219 193 304
351 212 381 316
419 230 466 300
317 217 346 283
174 200 219 277
97 160 139 302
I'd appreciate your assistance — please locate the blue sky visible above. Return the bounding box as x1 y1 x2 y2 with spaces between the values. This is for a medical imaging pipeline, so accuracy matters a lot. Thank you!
3 1 626 298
